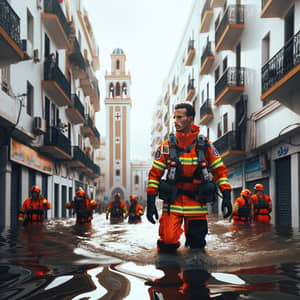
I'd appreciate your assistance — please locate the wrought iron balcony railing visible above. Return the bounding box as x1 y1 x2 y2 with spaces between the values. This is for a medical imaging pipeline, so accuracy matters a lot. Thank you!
201 41 214 66
70 94 85 118
85 114 94 129
44 60 71 99
213 130 243 154
0 0 21 47
215 67 245 99
44 126 71 155
262 30 300 94
187 79 195 92
69 38 86 70
92 126 100 139
215 5 244 46
44 0 70 38
200 99 213 119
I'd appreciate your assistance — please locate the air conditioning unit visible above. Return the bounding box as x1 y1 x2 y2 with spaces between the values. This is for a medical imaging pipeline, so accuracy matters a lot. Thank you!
33 117 47 135
33 49 40 63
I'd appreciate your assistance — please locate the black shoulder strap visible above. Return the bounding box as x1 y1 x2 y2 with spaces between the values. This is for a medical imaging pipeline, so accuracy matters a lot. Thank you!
169 132 177 161
196 134 210 182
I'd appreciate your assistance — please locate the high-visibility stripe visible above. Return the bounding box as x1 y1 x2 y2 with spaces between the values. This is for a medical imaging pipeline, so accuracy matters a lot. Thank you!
210 158 224 169
216 177 230 185
148 179 159 188
153 160 166 169
163 204 208 214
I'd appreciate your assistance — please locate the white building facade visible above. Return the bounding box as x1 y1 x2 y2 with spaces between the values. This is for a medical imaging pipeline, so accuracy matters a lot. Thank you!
150 0 300 227
0 0 101 227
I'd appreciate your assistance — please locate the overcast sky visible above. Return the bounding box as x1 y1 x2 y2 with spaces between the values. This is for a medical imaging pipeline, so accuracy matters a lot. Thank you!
83 0 194 161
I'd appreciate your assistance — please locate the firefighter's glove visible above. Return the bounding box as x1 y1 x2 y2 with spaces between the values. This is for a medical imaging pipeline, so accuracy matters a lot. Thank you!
147 194 158 224
221 189 232 218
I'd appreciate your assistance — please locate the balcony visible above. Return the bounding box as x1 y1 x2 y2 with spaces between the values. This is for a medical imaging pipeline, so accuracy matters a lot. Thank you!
42 60 72 106
80 114 94 137
89 126 100 149
210 0 225 8
213 130 245 165
199 99 214 125
184 40 195 66
0 0 24 66
40 126 71 160
65 94 85 124
69 38 86 79
90 79 100 112
172 78 178 94
261 31 300 115
164 94 170 105
185 79 195 101
80 62 94 97
260 0 293 18
200 0 213 33
41 0 70 49
215 67 245 105
215 5 244 52
200 41 215 75
164 112 170 127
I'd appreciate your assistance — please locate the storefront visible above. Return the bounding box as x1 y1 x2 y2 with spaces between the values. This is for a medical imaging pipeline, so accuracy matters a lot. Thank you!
228 163 243 199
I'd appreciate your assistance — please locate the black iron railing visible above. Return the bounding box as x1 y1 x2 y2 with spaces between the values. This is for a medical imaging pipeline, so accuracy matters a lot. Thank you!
73 146 93 170
201 0 212 20
261 30 300 94
215 5 244 46
44 0 70 38
201 41 214 66
69 38 86 70
91 163 100 175
187 78 195 92
45 126 71 155
70 94 85 118
85 114 93 129
215 67 245 99
44 60 71 99
92 126 100 139
92 79 100 98
0 0 21 47
213 130 243 154
200 99 213 119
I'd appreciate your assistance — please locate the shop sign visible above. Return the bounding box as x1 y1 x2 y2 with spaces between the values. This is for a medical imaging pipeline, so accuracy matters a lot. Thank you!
228 165 242 188
245 159 263 181
10 139 53 174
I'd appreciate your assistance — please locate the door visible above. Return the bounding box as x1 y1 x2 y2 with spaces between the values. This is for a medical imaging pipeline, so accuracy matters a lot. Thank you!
10 163 22 226
275 156 291 226
61 185 67 218
54 183 59 218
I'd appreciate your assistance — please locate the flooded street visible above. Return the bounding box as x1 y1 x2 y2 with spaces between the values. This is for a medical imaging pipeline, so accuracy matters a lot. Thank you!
1 213 300 299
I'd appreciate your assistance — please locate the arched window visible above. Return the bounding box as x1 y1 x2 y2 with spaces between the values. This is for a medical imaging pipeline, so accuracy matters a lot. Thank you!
116 59 120 69
116 82 121 96
122 83 127 96
109 83 114 97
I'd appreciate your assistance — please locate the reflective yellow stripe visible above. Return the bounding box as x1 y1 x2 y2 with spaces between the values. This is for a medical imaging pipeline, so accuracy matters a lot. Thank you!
148 179 159 188
216 177 230 185
163 204 208 214
210 158 224 169
179 157 198 165
153 160 166 171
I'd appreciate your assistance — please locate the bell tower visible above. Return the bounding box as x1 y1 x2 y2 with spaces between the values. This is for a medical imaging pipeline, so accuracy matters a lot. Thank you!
104 48 132 201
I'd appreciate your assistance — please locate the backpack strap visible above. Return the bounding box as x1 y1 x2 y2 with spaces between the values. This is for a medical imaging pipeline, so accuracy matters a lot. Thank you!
195 134 210 183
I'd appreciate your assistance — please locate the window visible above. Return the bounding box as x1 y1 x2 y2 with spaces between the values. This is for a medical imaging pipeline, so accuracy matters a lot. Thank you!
122 83 127 96
223 113 228 134
206 82 209 99
206 127 210 140
116 82 120 96
116 169 120 176
27 9 34 46
134 175 139 185
201 90 204 104
116 59 120 70
262 32 270 65
236 43 241 68
109 83 114 97
215 66 220 82
26 81 34 116
223 57 228 73
217 122 222 137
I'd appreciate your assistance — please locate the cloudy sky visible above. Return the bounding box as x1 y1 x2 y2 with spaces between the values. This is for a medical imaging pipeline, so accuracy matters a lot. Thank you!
83 0 194 161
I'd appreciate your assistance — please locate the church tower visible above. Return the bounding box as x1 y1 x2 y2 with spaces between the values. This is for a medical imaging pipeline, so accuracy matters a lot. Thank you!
104 48 132 201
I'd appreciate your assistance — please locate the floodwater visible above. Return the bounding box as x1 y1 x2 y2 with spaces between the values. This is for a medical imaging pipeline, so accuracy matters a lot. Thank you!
0 213 300 300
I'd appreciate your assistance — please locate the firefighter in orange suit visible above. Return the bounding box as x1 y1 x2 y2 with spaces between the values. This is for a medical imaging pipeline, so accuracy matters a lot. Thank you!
251 183 272 224
128 195 144 224
106 192 128 224
231 189 252 224
18 186 51 226
146 103 232 252
66 188 97 225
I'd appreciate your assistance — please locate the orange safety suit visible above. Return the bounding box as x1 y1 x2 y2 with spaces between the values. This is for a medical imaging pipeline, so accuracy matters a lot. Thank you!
18 197 51 225
251 192 272 224
232 196 252 224
147 124 231 250
128 202 144 224
66 197 97 225
106 200 128 224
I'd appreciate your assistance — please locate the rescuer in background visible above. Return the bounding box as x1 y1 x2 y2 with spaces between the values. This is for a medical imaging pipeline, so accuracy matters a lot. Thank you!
127 194 144 224
106 192 128 224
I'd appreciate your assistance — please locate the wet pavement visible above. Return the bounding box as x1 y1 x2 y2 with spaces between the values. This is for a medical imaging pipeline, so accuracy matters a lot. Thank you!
0 213 300 299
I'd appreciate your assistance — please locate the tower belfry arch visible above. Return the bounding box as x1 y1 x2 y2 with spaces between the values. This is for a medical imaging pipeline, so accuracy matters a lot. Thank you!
104 48 132 201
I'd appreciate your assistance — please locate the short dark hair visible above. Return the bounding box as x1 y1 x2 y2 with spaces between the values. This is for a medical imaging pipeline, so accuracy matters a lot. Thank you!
175 103 195 119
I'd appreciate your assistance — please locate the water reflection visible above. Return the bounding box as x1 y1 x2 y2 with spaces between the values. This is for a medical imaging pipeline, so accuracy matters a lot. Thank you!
0 214 300 299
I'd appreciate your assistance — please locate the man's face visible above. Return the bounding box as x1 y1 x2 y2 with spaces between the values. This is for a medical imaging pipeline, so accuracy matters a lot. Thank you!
173 108 193 132
31 191 39 199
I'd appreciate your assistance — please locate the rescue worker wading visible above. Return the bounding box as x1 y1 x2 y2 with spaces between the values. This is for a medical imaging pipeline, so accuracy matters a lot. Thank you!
251 183 272 224
128 195 144 224
231 189 252 224
65 188 97 225
146 103 232 253
106 192 128 224
18 186 51 226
